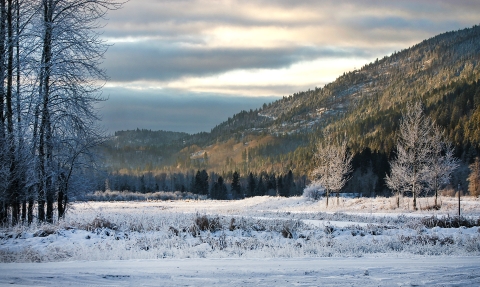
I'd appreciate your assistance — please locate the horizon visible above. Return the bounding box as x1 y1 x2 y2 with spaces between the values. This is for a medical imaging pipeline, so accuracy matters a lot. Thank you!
99 1 480 134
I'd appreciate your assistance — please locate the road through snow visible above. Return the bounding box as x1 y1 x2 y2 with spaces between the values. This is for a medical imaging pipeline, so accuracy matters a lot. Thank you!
1 256 479 286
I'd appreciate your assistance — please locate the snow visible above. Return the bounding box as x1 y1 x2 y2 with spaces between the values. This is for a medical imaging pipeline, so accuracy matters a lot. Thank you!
1 196 480 286
1 257 479 286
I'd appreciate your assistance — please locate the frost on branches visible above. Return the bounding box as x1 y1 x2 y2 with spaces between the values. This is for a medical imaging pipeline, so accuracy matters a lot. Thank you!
0 0 123 226
386 102 458 210
310 135 353 207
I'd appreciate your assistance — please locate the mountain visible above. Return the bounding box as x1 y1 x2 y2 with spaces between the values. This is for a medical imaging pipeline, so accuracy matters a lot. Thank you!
101 25 480 195
209 24 480 150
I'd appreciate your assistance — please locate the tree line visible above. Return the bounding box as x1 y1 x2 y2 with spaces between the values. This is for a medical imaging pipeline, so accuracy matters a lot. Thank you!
102 169 306 200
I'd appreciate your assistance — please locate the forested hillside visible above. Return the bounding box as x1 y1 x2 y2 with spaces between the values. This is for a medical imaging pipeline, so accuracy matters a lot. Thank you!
101 25 480 198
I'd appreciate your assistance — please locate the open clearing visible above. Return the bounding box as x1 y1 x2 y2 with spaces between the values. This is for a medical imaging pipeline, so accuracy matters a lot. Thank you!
1 196 480 286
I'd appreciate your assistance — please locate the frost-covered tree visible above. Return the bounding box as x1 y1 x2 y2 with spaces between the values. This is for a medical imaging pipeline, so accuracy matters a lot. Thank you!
311 135 353 207
386 102 458 210
425 129 459 208
386 103 434 209
0 0 39 225
32 0 122 223
386 102 433 209
0 0 123 225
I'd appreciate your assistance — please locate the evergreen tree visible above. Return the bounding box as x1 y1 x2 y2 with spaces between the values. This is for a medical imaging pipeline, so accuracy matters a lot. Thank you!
255 175 267 196
246 172 256 197
277 176 284 197
285 170 295 197
199 170 209 195
194 170 209 195
267 173 276 195
231 171 242 199
216 176 227 200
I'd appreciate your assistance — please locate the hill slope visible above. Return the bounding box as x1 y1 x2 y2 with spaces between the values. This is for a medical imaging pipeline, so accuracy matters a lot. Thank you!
102 25 480 195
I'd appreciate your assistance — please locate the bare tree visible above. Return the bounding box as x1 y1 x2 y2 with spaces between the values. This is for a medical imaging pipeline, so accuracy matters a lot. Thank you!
33 0 122 223
386 102 458 210
386 102 434 210
311 135 353 207
0 0 122 226
425 128 459 208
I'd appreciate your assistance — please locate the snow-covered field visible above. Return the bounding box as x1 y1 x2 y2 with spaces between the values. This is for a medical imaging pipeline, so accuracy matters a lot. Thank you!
1 196 480 286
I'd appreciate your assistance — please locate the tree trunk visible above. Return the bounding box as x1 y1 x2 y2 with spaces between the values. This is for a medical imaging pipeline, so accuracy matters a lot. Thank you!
57 190 64 219
326 189 329 207
38 200 45 222
38 0 54 223
412 176 417 210
0 0 5 226
46 190 53 223
413 192 417 211
6 0 18 226
0 203 6 226
27 196 33 225
21 199 26 223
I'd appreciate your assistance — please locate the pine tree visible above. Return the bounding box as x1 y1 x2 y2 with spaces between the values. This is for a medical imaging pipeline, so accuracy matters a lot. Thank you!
267 173 276 195
255 175 267 196
231 171 242 199
277 176 284 197
217 176 227 200
246 172 256 197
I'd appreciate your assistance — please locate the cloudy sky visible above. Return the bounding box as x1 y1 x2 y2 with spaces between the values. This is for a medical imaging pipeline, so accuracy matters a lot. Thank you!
99 0 480 134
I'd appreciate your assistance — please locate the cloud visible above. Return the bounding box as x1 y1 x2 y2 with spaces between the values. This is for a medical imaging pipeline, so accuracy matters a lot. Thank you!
102 0 480 83
98 0 480 132
99 87 280 134
103 43 372 82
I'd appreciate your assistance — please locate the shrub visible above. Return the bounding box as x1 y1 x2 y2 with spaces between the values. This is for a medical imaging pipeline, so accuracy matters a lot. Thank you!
33 226 57 237
190 215 222 236
303 184 325 200
85 216 117 231
281 225 293 238
229 218 236 231
421 216 480 228
399 234 455 246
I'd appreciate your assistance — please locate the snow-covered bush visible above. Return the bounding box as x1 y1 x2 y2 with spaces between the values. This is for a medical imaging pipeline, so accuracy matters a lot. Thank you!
303 184 325 200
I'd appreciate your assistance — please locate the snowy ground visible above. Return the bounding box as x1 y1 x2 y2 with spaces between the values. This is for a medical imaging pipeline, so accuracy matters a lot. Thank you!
1 196 480 286
1 257 479 286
